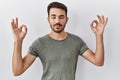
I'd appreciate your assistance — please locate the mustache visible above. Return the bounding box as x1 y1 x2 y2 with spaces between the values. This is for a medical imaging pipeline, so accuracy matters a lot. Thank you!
53 23 62 26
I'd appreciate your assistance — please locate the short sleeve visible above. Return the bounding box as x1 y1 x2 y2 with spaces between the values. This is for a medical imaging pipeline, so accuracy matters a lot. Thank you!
78 38 89 55
28 39 40 57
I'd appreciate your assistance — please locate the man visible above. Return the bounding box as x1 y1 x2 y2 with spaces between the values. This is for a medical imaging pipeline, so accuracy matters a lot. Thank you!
11 2 108 80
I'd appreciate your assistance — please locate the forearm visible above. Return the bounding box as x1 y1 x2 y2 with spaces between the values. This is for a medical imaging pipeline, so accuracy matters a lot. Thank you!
95 35 104 66
12 40 24 75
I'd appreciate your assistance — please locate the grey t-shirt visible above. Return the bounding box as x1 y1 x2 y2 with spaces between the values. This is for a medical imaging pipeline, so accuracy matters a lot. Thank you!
28 33 88 80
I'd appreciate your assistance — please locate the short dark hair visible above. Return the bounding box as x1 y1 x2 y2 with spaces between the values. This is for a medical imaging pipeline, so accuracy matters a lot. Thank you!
47 2 67 16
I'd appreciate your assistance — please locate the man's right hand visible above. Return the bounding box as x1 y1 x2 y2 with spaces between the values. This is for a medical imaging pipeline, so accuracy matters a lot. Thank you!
11 18 27 41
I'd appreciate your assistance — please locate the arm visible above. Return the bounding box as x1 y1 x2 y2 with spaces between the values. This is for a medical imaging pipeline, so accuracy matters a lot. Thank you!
82 15 108 66
11 18 36 76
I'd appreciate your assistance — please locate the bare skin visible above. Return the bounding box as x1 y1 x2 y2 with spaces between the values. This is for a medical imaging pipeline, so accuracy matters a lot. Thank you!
11 18 36 76
82 15 108 66
11 8 108 76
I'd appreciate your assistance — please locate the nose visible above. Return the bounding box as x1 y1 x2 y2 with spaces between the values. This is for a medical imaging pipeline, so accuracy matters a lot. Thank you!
55 17 60 23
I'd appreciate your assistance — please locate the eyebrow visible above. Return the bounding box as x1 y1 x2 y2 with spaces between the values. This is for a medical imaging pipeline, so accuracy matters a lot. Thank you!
50 14 65 17
51 14 56 16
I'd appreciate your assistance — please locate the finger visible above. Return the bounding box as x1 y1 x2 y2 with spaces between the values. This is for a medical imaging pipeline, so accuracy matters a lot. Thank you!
102 15 105 24
90 22 96 32
23 25 28 34
90 20 98 27
15 17 18 28
20 24 28 33
11 19 15 29
105 17 108 26
97 15 102 23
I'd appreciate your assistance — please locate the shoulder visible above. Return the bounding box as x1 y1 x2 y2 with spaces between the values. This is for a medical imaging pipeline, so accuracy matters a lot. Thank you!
67 33 87 45
68 33 83 41
31 34 49 46
35 34 49 42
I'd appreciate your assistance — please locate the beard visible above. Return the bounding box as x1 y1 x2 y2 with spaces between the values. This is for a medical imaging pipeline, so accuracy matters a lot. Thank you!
50 23 66 33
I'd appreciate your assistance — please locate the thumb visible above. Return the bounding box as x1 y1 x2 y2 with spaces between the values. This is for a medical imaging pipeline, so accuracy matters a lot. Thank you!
20 24 28 33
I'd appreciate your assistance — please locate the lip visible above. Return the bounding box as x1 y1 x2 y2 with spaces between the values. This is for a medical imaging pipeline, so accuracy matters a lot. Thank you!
54 25 62 29
54 25 62 27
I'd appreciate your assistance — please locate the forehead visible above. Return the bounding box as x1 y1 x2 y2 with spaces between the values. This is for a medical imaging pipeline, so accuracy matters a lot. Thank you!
49 8 66 16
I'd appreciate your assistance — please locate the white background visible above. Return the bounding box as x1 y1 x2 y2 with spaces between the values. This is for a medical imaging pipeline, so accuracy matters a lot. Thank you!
0 0 120 80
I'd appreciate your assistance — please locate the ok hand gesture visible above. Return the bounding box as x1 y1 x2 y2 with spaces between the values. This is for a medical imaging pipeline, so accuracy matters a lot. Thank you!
11 18 27 41
90 15 108 36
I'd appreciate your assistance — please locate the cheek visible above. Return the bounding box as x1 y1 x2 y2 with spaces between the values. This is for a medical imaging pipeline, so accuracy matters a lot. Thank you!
49 20 54 25
62 20 67 25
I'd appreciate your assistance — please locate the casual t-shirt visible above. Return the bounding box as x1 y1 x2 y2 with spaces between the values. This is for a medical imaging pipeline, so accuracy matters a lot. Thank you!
28 33 88 80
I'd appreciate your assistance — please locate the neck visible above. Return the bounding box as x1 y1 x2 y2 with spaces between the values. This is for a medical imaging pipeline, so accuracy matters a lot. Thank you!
49 31 68 40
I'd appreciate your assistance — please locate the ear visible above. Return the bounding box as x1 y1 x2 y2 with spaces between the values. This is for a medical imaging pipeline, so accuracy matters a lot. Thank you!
66 17 69 23
47 17 50 23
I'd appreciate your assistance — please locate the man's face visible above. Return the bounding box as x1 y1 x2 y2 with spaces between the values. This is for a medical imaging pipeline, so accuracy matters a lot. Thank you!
48 8 68 33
